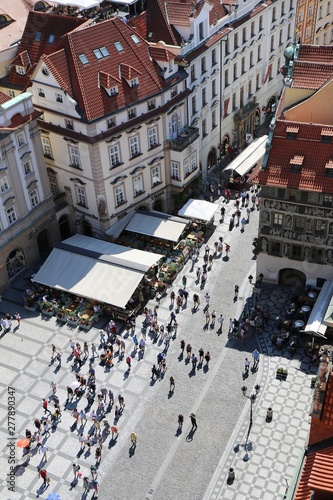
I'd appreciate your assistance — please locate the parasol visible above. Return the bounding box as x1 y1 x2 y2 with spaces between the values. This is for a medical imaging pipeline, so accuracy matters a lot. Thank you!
16 439 30 448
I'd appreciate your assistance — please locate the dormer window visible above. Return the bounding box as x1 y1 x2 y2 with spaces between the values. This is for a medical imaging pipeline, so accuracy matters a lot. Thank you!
325 159 333 176
321 128 333 143
107 117 116 129
16 66 25 75
289 155 304 172
171 87 178 98
286 126 299 139
148 99 156 110
130 78 139 88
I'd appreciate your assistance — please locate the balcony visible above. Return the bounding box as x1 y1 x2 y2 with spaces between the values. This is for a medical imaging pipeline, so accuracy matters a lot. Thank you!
54 192 68 211
234 100 257 122
165 127 199 152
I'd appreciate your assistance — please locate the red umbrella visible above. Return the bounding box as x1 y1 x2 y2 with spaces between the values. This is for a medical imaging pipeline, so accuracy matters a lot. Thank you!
16 439 30 448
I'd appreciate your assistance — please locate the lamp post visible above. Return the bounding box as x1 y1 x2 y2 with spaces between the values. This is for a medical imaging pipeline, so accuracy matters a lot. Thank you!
241 384 261 427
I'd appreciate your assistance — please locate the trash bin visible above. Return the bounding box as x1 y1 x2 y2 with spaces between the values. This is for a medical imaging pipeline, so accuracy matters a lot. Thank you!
267 407 273 420
228 467 235 480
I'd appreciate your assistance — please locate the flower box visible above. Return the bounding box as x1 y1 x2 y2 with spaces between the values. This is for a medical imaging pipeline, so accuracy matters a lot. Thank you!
79 322 93 331
24 304 37 312
56 313 67 324
67 317 79 327
276 368 288 380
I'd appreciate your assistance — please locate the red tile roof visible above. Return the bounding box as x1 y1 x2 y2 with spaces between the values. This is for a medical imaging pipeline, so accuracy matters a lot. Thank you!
149 46 176 62
299 44 333 64
295 446 333 500
0 91 11 105
40 17 171 122
253 121 333 194
293 61 333 89
6 11 87 89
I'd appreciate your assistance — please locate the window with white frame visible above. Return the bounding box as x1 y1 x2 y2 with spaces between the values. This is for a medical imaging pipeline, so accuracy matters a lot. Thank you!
148 99 156 110
201 57 206 74
128 108 136 119
184 157 190 177
202 119 207 137
114 185 125 206
192 95 197 115
133 175 143 195
109 144 120 168
212 109 217 129
48 172 59 197
306 27 311 39
65 119 73 130
151 165 161 185
211 48 217 66
55 93 63 103
202 87 207 106
38 87 45 98
8 90 15 98
129 136 140 158
23 160 32 176
190 65 196 82
169 113 182 139
107 117 116 129
212 79 217 97
16 131 26 148
69 145 80 168
16 66 25 75
171 161 180 180
199 22 204 41
130 78 139 88
41 136 52 158
29 189 39 208
76 186 87 207
0 176 9 193
6 206 17 225
148 127 158 148
191 152 196 171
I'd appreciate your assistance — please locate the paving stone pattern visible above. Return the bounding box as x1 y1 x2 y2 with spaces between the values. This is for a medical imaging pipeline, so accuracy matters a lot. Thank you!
0 195 316 500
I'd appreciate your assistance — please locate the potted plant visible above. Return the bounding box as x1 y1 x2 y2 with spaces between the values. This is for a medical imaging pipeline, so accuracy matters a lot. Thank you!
311 376 317 388
56 310 67 324
40 301 55 317
276 367 288 380
79 318 93 331
67 312 80 327
24 297 38 312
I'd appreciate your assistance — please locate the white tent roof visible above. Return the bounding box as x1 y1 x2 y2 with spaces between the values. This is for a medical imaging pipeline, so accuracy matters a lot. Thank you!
125 211 188 242
301 280 333 338
224 135 268 178
32 235 163 309
49 0 101 8
178 199 217 222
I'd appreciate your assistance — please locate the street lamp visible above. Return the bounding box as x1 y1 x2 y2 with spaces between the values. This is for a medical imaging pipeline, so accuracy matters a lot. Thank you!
241 384 261 426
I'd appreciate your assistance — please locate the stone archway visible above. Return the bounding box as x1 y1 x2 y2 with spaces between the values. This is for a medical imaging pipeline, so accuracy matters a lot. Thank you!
207 148 216 171
82 220 93 237
153 199 163 212
58 214 71 240
37 229 50 258
279 268 306 292
6 249 26 280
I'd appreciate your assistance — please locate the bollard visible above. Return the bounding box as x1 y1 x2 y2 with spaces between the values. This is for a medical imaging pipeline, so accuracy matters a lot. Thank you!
228 467 235 480
266 407 273 421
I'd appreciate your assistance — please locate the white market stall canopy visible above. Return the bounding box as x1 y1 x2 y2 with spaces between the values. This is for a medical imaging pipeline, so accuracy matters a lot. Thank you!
224 135 268 178
178 199 217 223
32 235 163 309
125 210 188 243
49 0 102 8
301 280 333 338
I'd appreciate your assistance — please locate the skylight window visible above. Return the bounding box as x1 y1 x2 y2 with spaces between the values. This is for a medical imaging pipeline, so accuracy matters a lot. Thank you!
131 34 140 44
93 47 110 59
35 32 41 42
114 41 124 52
79 54 89 65
48 34 55 44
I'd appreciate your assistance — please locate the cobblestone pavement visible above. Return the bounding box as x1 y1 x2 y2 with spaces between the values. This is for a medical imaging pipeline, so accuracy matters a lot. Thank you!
0 195 316 500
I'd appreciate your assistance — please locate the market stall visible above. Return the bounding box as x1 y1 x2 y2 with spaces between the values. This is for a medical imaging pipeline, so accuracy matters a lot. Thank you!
178 199 217 226
30 235 164 321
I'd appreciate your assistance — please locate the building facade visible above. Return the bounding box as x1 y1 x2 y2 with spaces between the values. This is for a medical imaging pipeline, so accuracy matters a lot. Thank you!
295 0 333 45
0 91 59 290
252 44 333 287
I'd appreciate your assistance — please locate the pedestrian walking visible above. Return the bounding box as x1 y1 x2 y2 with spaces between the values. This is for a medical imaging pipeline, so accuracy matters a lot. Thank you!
211 309 216 327
193 293 200 310
90 465 98 479
241 217 246 231
204 351 211 366
180 339 185 352
244 357 250 373
73 463 81 479
204 292 210 309
170 290 175 305
118 394 125 409
34 418 42 432
50 381 57 395
139 338 146 352
182 275 187 288
252 349 260 369
108 390 114 405
234 285 239 300
95 447 102 463
196 267 201 281
111 425 119 439
126 355 131 370
41 421 50 437
225 243 231 258
199 347 204 363
246 207 251 221
130 432 137 446
39 468 50 486
220 206 225 220
151 364 158 380
173 320 178 336
186 343 192 359
42 399 51 415
161 358 167 373
14 312 21 327
208 254 213 268
205 309 210 326
169 376 175 392
51 344 57 360
178 414 184 428
228 318 233 334
218 314 224 332
55 351 61 367
91 343 97 359
37 443 48 462
72 407 79 424
79 409 87 425
69 339 75 353
191 353 198 370
189 413 197 430
83 476 90 493
83 342 89 358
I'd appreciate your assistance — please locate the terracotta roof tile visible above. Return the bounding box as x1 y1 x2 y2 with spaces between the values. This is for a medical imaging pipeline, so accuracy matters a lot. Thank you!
99 71 121 88
44 17 170 122
0 91 11 105
293 61 333 89
6 11 87 89
256 121 333 194
299 44 333 64
41 50 72 96
149 46 176 62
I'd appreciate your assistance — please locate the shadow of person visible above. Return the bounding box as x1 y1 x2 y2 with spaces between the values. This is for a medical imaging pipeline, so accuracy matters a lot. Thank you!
203 364 209 373
168 390 174 399
242 371 249 380
129 444 136 457
175 426 182 437
186 428 197 442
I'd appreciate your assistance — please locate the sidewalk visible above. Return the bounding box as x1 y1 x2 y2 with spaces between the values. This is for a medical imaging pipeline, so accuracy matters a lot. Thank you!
203 283 316 500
